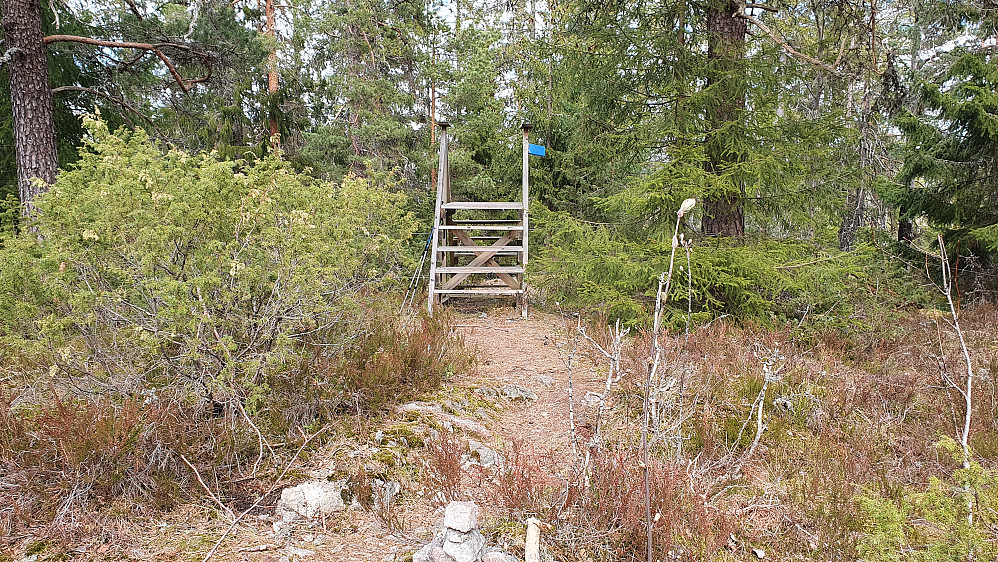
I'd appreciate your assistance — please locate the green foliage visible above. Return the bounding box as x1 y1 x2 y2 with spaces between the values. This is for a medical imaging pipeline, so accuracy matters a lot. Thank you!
0 1 125 228
0 119 472 528
892 51 998 261
0 116 415 397
531 206 931 329
857 438 998 561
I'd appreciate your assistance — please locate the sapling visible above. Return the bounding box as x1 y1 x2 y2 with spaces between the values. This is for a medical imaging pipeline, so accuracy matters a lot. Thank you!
641 197 695 562
938 235 976 528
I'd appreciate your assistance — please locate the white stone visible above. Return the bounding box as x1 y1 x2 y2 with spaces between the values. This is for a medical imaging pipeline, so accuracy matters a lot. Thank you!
501 384 538 401
277 479 347 521
444 501 480 532
442 529 487 562
482 552 518 562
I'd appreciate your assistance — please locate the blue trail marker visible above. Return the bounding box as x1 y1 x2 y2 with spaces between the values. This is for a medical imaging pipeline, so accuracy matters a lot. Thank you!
528 143 546 157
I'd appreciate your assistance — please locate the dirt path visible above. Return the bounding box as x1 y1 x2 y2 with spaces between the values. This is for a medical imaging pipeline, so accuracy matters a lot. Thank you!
115 309 607 562
455 310 603 457
312 310 607 562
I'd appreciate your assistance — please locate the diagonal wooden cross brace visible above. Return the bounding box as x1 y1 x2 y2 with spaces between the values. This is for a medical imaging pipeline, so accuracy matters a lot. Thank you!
441 230 521 290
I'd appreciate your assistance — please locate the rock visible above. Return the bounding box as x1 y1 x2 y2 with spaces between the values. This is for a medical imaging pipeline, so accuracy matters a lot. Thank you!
482 551 519 562
413 541 436 562
398 402 492 438
444 501 479 533
442 529 486 562
752 548 766 559
283 545 315 558
429 544 454 562
414 501 489 562
773 396 794 411
473 387 499 400
535 374 554 387
466 440 501 468
472 446 500 468
501 384 538 401
277 480 348 522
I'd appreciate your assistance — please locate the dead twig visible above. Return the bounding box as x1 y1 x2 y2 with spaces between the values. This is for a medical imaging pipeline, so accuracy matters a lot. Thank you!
202 424 328 562
180 454 235 521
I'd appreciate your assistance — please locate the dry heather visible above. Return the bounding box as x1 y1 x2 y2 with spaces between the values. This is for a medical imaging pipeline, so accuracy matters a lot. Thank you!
2 304 997 561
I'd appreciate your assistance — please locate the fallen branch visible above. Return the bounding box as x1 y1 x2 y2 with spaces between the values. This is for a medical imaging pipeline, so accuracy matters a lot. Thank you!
397 402 492 439
180 454 235 521
202 424 329 562
51 85 162 134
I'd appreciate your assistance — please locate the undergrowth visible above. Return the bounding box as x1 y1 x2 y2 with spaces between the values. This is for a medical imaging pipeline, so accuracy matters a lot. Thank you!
530 206 934 333
447 303 998 561
0 120 467 540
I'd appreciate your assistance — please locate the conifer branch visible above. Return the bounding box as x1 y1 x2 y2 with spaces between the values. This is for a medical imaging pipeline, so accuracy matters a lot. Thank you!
51 85 161 133
43 35 212 91
737 12 846 77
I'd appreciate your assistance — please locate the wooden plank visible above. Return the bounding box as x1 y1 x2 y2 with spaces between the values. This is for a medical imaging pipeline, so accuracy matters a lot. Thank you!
427 128 449 315
438 225 523 231
437 266 524 274
434 289 524 295
521 127 530 320
437 245 524 253
441 231 521 290
450 219 522 224
442 201 523 210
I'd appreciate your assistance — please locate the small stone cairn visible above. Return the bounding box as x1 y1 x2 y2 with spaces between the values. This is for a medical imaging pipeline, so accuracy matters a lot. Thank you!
414 501 517 562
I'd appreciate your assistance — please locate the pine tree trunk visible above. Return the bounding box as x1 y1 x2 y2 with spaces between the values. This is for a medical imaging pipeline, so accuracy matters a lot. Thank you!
702 0 746 237
898 216 914 242
2 0 58 215
266 0 279 140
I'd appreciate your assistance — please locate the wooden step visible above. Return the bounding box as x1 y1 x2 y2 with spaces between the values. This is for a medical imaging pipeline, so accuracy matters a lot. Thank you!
450 219 522 224
433 289 524 295
442 201 523 210
441 283 524 289
436 245 524 253
436 266 524 274
438 225 523 231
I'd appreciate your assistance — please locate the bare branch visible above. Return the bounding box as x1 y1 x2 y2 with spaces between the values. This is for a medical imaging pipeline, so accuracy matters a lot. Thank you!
737 12 846 77
179 454 235 521
52 85 162 133
202 425 329 562
122 0 145 20
744 3 778 11
43 34 212 91
0 47 24 67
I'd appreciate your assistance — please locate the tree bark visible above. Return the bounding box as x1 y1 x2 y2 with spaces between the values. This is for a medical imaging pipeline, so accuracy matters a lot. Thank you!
266 0 279 140
702 0 747 237
2 0 58 215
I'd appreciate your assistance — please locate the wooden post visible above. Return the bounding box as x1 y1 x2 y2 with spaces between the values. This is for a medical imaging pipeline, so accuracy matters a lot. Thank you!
428 122 450 316
525 517 541 562
520 123 532 319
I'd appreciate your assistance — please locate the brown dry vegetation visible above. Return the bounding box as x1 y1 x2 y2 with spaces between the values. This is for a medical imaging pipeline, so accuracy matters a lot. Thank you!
2 303 997 561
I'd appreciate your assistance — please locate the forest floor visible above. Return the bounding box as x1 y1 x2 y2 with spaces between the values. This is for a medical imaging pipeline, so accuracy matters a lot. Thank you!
103 307 600 562
12 301 998 562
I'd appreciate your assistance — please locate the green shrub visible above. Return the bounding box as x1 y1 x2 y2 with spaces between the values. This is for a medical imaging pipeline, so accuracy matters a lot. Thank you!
529 206 932 331
0 118 469 528
0 116 416 399
857 438 998 561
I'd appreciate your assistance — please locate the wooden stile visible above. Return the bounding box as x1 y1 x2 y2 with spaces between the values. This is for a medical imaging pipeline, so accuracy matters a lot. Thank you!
427 122 533 318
